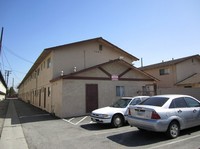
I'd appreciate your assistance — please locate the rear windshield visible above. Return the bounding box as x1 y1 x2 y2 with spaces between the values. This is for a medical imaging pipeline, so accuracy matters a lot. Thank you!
140 97 169 107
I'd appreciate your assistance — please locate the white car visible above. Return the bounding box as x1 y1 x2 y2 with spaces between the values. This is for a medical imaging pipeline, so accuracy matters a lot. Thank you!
90 96 149 127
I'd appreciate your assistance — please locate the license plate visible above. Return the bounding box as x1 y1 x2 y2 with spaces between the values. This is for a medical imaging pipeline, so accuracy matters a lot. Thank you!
137 111 144 116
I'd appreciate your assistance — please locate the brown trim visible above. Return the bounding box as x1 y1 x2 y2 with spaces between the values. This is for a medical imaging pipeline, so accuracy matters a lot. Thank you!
118 68 132 78
65 76 110 80
98 67 111 77
119 78 155 81
63 76 154 82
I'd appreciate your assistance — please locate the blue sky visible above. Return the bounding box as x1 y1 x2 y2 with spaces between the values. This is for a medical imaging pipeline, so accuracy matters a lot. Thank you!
0 0 200 89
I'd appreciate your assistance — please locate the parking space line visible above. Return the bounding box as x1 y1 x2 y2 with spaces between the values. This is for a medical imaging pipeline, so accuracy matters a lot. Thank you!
75 116 88 125
62 118 76 125
68 118 74 122
149 133 200 149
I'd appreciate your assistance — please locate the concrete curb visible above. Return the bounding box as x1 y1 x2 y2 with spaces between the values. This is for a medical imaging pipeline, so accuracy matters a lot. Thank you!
0 99 29 149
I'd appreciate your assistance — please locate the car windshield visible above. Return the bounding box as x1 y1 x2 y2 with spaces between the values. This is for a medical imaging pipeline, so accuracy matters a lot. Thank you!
140 97 169 107
110 98 132 108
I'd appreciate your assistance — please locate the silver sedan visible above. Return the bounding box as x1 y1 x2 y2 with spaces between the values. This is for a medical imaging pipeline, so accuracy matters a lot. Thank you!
127 94 200 138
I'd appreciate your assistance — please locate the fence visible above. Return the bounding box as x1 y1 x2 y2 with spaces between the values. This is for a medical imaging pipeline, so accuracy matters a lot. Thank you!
157 88 200 100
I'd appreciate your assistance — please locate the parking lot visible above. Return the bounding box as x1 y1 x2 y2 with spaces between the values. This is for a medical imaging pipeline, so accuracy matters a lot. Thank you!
12 99 200 149
62 116 94 125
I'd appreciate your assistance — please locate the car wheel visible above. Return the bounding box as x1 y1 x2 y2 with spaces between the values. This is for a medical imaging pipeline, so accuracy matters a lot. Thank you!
111 114 124 128
166 121 180 139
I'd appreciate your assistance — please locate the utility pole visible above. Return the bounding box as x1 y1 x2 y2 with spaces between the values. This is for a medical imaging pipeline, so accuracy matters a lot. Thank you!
12 78 14 88
0 27 3 55
5 70 11 86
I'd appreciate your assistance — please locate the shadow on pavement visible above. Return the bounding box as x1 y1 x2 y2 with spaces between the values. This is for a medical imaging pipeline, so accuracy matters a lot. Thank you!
0 99 9 119
0 99 9 137
80 122 129 131
107 126 200 147
107 130 167 147
80 123 112 131
13 99 59 124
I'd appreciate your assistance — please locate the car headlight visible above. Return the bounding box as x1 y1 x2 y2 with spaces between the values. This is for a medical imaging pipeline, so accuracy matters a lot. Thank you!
102 114 110 118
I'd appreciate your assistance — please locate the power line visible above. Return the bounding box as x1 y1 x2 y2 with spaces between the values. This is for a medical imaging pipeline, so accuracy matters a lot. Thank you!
2 48 21 84
2 45 34 64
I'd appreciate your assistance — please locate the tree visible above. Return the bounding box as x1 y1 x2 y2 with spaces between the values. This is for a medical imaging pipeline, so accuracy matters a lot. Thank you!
7 87 17 97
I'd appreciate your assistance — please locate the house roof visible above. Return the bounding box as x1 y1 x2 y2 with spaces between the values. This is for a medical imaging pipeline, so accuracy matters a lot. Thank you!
140 54 200 70
176 73 200 86
46 37 139 61
50 58 159 82
18 37 139 88
0 90 6 95
0 71 7 89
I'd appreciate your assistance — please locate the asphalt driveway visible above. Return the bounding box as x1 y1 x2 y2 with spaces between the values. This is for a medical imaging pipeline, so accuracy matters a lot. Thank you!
8 99 200 149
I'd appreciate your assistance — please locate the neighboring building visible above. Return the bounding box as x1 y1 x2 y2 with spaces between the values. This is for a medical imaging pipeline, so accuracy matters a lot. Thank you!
140 54 200 89
0 71 7 100
18 37 157 118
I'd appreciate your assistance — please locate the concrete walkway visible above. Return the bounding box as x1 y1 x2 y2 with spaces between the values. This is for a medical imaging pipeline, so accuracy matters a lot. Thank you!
0 99 28 149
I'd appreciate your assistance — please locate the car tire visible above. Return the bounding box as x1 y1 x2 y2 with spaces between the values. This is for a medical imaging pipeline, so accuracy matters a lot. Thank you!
166 121 180 139
111 114 124 128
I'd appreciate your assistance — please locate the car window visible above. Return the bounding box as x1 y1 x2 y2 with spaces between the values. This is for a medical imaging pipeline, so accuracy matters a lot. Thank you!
130 98 141 105
169 100 175 108
110 98 132 108
173 97 188 108
140 97 169 107
184 97 200 107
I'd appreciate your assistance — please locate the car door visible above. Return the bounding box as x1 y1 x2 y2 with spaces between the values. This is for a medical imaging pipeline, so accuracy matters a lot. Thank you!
184 97 200 126
173 97 194 128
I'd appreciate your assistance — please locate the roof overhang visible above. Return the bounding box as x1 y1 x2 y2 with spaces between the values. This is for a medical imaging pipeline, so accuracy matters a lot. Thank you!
50 59 159 83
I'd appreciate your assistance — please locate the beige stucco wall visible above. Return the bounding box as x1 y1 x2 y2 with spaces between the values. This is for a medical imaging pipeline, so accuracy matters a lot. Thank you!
56 61 155 117
51 80 63 116
143 65 175 88
52 40 134 78
176 58 200 82
60 79 153 118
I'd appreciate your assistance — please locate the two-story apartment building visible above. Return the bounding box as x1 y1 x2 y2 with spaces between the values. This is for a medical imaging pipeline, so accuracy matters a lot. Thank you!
18 37 157 118
140 54 200 89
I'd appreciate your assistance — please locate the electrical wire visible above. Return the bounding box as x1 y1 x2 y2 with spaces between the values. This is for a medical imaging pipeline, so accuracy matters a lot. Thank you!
1 48 24 89
2 45 34 64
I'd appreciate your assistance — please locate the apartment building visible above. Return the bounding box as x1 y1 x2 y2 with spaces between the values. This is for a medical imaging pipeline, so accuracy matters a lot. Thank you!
18 37 157 117
140 54 200 89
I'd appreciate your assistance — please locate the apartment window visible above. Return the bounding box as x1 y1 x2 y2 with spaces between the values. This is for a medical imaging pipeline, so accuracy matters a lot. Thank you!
99 44 103 51
47 58 51 68
48 87 51 97
159 68 170 75
116 86 125 97
43 61 46 68
37 68 40 76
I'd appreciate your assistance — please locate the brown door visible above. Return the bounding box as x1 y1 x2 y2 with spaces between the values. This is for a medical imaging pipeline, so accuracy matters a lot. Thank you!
39 89 41 107
86 84 98 113
44 88 46 108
